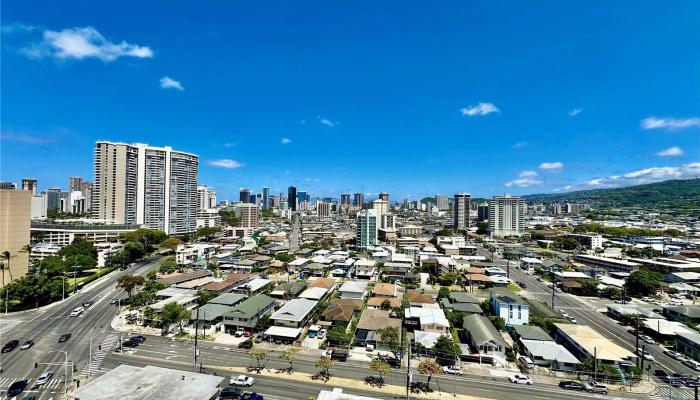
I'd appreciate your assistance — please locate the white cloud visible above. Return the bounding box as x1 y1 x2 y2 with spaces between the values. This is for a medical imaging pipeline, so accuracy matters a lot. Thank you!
280 138 291 144
657 146 684 157
160 76 184 91
561 162 700 191
1 22 36 34
20 26 153 62
505 170 542 187
460 102 500 117
512 141 528 149
317 116 337 127
568 108 582 117
641 117 700 130
223 142 237 148
208 159 244 169
0 131 56 145
539 162 564 171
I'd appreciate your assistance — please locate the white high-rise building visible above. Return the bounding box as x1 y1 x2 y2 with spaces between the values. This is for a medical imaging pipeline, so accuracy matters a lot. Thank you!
453 193 470 229
488 195 524 238
197 185 217 210
317 200 331 220
372 199 390 228
92 141 198 235
356 209 378 249
435 194 449 210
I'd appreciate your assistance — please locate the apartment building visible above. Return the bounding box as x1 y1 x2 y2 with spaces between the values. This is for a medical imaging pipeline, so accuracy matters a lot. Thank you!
453 193 470 229
488 195 524 238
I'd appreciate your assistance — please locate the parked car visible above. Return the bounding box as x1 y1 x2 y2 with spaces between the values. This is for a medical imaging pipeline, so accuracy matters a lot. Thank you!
559 310 569 318
234 328 245 337
20 340 34 350
58 333 72 343
130 335 147 343
584 382 608 394
442 365 462 375
640 335 656 344
308 331 317 338
220 386 244 399
518 355 535 369
2 339 19 353
21 395 36 400
508 374 532 385
230 375 255 387
559 381 584 391
238 339 253 349
683 359 700 371
35 371 53 386
254 334 266 344
7 379 29 397
366 344 375 352
240 392 264 400
317 329 327 339
642 296 653 302
664 349 683 360
637 349 654 361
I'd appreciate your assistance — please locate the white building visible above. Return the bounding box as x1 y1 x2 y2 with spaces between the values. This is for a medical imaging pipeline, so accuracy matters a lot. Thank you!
453 193 470 229
356 209 378 249
197 185 217 210
488 195 524 238
435 194 449 210
196 209 221 229
92 141 198 235
31 194 48 219
175 243 220 265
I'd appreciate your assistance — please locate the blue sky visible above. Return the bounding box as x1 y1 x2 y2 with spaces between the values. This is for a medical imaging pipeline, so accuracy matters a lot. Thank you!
2 1 699 201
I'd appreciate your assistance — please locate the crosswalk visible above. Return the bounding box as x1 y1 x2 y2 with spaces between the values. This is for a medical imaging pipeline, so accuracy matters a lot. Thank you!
0 376 64 390
650 386 696 400
80 334 119 377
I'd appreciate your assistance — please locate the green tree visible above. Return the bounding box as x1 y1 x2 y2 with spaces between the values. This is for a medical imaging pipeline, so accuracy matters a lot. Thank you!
553 236 580 251
196 289 217 306
326 327 353 346
476 222 488 235
433 335 460 365
249 348 268 370
627 269 661 296
194 226 222 241
41 256 66 277
378 326 400 351
315 356 335 377
368 358 390 381
159 257 179 274
160 301 191 334
279 347 300 371
488 316 506 331
275 253 295 263
417 359 442 389
116 274 145 298
160 237 184 251
438 286 451 299
219 210 241 227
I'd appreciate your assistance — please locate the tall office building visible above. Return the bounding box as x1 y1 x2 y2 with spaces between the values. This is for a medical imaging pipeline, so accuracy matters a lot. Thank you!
378 192 390 203
197 185 217 210
340 194 351 205
262 187 270 210
453 193 470 229
435 194 449 210
488 195 524 238
0 189 31 286
353 193 364 208
477 204 489 222
239 189 251 204
22 179 38 196
68 176 83 192
317 200 331 219
92 141 198 235
297 191 309 204
288 186 297 211
249 192 257 204
356 209 378 249
46 188 62 211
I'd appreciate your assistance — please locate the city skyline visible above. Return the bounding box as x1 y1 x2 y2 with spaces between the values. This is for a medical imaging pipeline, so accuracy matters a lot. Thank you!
2 1 699 200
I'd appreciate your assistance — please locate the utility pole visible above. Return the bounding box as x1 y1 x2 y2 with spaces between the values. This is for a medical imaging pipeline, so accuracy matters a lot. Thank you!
406 344 411 400
72 264 78 294
194 308 199 372
593 347 597 383
640 344 646 372
551 279 556 309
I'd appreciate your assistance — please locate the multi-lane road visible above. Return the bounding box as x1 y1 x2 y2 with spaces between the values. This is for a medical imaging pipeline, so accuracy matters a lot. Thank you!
0 257 162 399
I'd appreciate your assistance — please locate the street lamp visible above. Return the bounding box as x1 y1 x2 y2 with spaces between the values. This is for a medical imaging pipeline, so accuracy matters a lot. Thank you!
72 264 79 294
48 349 69 396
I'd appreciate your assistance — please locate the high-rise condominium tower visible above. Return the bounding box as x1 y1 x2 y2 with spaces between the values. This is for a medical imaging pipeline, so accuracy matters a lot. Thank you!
488 195 524 238
453 193 470 229
92 141 198 235
197 185 217 210
262 187 270 210
353 192 364 208
356 209 377 249
288 186 297 211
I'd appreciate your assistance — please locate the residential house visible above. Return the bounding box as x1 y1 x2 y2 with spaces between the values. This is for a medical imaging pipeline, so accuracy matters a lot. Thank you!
338 281 369 300
406 291 435 308
520 339 580 370
461 314 508 360
158 270 212 286
222 295 276 332
355 309 402 346
354 258 377 280
404 307 448 333
367 297 402 310
200 273 253 294
489 288 529 326
372 283 400 298
207 293 247 307
269 281 307 300
302 262 326 277
270 298 317 328
664 305 700 325
553 323 634 367
519 257 542 273
308 277 336 290
322 299 363 326
232 278 272 295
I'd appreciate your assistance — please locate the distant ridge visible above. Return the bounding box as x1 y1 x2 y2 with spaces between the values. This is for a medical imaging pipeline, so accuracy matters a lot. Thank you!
523 179 700 208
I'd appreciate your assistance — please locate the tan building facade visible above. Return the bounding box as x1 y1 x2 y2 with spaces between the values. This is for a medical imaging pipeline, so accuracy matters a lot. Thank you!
0 189 31 287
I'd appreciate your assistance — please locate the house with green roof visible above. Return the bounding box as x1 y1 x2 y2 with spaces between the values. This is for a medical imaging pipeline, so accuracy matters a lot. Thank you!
222 294 276 333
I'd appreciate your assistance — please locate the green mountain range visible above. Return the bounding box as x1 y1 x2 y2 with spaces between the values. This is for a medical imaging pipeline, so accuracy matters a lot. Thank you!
524 179 700 209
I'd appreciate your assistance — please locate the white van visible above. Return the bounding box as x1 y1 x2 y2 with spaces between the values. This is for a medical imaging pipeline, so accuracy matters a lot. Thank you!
518 355 535 369
69 306 85 317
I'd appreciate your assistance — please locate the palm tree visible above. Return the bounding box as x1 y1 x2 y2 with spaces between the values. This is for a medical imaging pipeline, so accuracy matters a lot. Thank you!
1 250 14 314
20 244 32 274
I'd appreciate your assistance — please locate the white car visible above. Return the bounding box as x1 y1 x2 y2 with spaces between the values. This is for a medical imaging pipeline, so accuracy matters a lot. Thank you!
640 335 656 344
642 297 653 302
664 349 683 360
234 328 245 337
567 316 578 324
683 359 700 371
636 349 654 361
317 329 327 339
230 375 255 387
69 306 85 317
509 373 532 385
442 365 462 375
36 371 53 386
559 310 570 318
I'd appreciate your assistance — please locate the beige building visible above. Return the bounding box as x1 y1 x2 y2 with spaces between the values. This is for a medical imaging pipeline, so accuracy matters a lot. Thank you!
1 190 31 287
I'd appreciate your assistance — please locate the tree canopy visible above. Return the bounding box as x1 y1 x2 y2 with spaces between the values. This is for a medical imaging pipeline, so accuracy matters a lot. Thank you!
626 269 661 296
159 257 179 274
433 335 460 365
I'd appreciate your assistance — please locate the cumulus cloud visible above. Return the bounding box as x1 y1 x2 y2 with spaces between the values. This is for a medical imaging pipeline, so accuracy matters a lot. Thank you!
505 170 543 187
317 116 337 127
562 162 700 191
208 159 244 169
20 26 153 62
657 146 684 157
460 102 500 117
512 141 528 149
280 138 291 144
568 108 582 117
160 76 184 91
641 117 700 130
539 162 564 171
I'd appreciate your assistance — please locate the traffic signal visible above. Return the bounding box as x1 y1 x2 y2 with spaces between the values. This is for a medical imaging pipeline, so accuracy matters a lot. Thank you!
34 362 38 368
